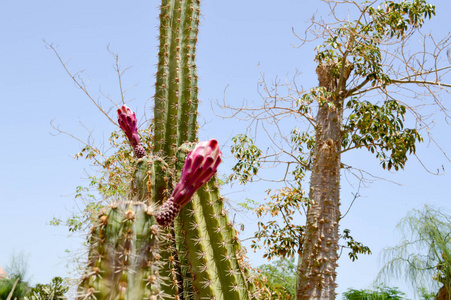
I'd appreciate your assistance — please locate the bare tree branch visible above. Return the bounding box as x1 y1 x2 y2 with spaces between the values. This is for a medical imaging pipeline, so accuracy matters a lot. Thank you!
45 41 118 126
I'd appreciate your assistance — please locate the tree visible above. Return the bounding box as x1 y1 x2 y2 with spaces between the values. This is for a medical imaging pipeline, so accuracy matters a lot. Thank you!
0 252 31 300
377 206 451 299
0 253 69 300
0 277 29 300
343 285 406 300
225 0 451 298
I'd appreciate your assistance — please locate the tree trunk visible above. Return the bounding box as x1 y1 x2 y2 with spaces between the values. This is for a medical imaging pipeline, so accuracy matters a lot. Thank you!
296 61 352 299
435 285 450 300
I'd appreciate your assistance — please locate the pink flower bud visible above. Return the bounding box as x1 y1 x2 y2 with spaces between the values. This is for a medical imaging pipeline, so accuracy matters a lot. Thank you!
117 105 146 158
173 139 222 207
156 139 222 226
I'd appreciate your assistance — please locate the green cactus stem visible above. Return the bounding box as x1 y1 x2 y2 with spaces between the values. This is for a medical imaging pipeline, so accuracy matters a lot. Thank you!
133 155 171 206
173 144 256 300
130 155 183 298
154 0 200 157
77 201 163 300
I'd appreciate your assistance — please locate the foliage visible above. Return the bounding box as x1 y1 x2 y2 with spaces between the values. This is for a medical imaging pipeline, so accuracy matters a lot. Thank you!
342 285 406 300
4 251 29 283
50 128 152 234
253 275 293 300
229 134 262 184
417 287 435 300
343 99 422 171
253 258 296 299
26 277 69 300
246 185 371 261
0 251 31 300
377 206 451 298
234 137 371 261
315 0 436 74
0 276 69 300
341 229 372 261
259 258 296 296
232 130 312 260
73 127 153 198
0 276 30 300
252 188 306 260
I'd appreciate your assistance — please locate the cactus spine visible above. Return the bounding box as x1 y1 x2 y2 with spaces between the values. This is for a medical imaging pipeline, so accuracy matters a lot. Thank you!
77 0 255 299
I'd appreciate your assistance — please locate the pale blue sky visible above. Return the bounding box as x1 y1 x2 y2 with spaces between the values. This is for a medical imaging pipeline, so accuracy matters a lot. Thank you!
1 0 451 298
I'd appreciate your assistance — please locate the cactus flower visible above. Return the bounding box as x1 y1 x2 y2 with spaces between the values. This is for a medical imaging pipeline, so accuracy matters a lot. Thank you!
156 139 222 226
117 105 146 158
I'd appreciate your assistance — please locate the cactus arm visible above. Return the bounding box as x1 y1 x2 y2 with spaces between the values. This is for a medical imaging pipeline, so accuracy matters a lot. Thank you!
158 233 183 298
173 217 194 299
83 206 124 299
133 156 170 206
131 156 182 298
171 144 253 300
173 181 253 300
177 198 225 299
196 181 252 299
78 202 162 300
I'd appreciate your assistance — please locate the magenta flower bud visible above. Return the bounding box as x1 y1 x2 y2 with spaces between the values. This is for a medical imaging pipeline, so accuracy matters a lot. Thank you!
156 139 222 226
117 105 146 158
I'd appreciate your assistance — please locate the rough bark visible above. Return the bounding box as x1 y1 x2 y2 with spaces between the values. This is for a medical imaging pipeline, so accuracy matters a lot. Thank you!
296 61 352 299
435 285 450 300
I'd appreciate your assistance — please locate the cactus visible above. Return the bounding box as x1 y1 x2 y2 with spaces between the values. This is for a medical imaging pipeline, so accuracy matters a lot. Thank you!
77 0 255 299
78 153 171 299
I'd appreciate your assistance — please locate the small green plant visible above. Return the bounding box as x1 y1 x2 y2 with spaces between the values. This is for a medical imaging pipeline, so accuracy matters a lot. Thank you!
0 276 29 300
342 285 406 300
1 251 31 300
26 277 69 300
